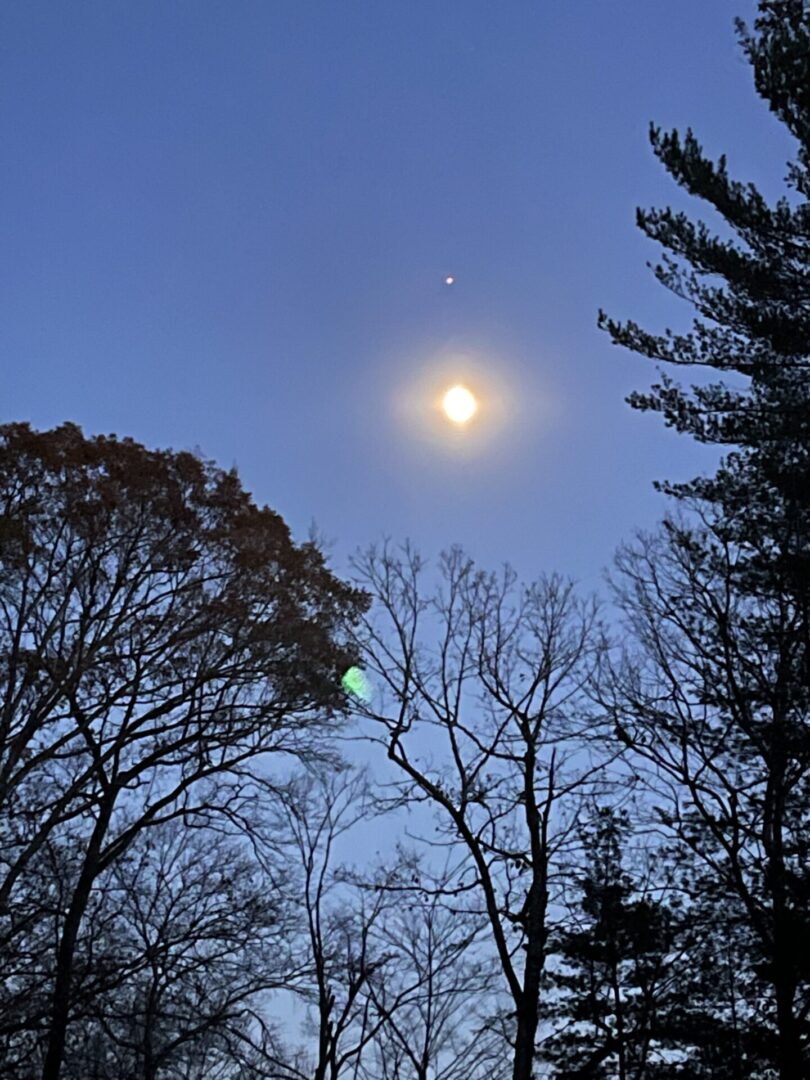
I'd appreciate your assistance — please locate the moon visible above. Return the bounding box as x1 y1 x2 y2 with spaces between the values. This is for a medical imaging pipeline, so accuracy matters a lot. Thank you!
442 384 478 424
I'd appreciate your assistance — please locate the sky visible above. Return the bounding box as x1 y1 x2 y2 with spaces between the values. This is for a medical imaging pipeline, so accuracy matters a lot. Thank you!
0 0 796 589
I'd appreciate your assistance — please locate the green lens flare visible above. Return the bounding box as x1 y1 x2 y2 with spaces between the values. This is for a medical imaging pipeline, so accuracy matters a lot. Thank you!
341 666 372 703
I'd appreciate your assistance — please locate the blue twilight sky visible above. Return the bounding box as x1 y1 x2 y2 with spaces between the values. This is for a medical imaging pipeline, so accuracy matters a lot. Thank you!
0 1 796 586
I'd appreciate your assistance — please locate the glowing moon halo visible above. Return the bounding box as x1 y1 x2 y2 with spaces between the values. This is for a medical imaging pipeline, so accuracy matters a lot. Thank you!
442 384 478 425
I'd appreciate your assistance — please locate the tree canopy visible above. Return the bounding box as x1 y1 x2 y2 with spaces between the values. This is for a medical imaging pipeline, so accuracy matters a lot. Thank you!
0 422 366 1079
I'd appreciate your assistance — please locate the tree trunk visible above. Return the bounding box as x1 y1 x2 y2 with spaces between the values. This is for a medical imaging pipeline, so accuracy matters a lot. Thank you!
768 728 802 1080
142 974 160 1080
41 800 113 1080
513 1007 538 1080
512 924 544 1080
610 959 626 1080
774 970 800 1080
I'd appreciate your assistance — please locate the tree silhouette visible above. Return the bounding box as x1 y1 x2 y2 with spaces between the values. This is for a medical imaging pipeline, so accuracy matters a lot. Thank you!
352 545 610 1080
0 422 366 1079
599 6 810 1074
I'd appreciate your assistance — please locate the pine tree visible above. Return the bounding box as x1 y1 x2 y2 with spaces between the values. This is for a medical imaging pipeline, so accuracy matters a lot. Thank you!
598 5 810 1076
537 809 672 1079
600 3 809 525
539 807 790 1078
537 810 757 1079
599 2 810 601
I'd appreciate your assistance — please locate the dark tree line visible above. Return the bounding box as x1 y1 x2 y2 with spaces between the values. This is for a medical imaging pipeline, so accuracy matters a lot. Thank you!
1 3 808 1078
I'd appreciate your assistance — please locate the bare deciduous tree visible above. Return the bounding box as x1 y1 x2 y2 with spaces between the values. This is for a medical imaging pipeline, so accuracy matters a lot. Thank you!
270 768 409 1080
603 520 810 1075
63 821 299 1080
352 545 608 1080
365 881 504 1080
